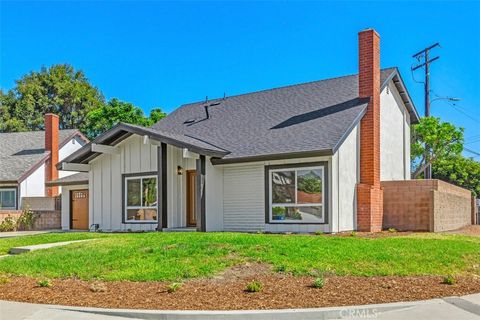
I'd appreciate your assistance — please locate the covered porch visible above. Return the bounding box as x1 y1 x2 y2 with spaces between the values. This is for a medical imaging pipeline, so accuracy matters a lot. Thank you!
58 123 229 232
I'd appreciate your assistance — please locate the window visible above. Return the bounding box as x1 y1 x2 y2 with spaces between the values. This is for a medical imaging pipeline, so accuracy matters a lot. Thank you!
268 165 325 223
124 175 157 222
0 189 16 210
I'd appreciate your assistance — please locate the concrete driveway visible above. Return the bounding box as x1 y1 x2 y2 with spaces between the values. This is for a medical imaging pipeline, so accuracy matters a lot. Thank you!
1 294 479 320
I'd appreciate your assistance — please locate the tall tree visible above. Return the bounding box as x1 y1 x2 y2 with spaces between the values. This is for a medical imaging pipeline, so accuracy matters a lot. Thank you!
433 156 480 196
1 64 105 132
411 117 464 179
84 98 166 139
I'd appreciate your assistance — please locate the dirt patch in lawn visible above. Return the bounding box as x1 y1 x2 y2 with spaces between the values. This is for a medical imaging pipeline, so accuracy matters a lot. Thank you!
1 271 480 310
445 225 480 237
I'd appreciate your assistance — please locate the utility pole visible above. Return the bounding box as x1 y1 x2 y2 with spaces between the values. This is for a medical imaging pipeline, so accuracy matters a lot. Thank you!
412 43 440 178
412 43 440 117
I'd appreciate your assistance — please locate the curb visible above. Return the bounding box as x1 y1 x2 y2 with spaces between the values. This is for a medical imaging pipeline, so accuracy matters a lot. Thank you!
56 299 426 320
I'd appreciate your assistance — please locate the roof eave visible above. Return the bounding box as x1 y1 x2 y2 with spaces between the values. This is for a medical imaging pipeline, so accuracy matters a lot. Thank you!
381 68 420 124
211 149 334 165
57 123 229 169
45 179 89 187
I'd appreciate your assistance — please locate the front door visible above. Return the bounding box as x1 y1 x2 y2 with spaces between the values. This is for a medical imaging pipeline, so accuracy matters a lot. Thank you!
71 190 89 230
186 170 197 227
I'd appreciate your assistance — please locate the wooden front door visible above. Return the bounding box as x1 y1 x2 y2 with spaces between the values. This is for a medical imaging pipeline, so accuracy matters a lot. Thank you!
71 190 89 230
186 170 197 227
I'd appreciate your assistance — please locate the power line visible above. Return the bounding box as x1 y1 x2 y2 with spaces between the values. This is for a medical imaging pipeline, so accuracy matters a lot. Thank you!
464 147 480 157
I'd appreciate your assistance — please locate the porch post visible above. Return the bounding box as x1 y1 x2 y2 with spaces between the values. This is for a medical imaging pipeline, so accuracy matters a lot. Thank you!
157 143 167 231
195 155 206 232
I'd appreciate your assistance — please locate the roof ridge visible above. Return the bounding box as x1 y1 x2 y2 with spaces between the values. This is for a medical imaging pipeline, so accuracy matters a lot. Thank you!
180 67 398 107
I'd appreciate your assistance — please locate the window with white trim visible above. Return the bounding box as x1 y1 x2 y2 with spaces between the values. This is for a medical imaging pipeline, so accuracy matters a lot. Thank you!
268 166 325 223
0 188 16 210
124 175 157 222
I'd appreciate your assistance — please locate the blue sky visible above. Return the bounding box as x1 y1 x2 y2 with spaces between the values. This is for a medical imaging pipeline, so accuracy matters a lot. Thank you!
1 1 479 157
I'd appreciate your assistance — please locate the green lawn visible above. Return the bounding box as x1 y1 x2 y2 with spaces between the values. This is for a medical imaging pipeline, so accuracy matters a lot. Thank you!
0 232 478 281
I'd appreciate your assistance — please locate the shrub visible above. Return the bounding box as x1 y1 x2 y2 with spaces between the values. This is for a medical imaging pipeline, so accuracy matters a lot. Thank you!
17 208 36 231
90 282 107 293
0 216 17 232
141 247 154 254
0 274 10 285
442 275 455 285
275 265 286 273
167 282 182 293
312 277 325 289
245 280 262 293
37 279 53 288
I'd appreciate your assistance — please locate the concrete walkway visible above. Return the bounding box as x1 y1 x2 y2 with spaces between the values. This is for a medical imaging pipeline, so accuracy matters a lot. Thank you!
0 230 59 239
8 240 92 254
1 294 479 320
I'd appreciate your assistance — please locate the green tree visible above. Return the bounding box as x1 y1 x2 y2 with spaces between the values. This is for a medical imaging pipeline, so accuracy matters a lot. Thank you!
1 64 105 132
1 64 167 139
84 98 166 139
411 117 464 179
433 156 480 196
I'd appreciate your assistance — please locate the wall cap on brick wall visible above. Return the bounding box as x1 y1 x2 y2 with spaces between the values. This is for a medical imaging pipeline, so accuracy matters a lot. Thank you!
381 179 471 198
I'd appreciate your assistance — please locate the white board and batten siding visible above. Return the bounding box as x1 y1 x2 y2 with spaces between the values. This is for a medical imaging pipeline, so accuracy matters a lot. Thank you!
221 156 335 233
89 135 158 232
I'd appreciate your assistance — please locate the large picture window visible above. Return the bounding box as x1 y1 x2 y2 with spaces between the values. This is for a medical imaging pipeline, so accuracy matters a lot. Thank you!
268 165 325 223
0 188 16 210
124 175 157 222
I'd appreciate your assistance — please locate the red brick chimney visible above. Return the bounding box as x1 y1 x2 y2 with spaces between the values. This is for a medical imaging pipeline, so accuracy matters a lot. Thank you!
356 29 383 232
45 114 59 197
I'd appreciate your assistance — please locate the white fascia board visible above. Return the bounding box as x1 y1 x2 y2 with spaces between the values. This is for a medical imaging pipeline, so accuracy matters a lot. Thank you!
61 163 91 172
91 143 120 155
183 148 199 159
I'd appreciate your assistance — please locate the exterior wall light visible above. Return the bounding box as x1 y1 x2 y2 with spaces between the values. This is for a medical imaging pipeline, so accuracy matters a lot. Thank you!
177 166 184 175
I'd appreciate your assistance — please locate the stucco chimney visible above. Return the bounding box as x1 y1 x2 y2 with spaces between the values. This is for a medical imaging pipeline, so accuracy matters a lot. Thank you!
45 113 59 197
356 29 383 232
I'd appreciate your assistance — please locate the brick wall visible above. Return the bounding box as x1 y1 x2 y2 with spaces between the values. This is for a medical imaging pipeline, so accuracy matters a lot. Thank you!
382 179 472 232
0 210 61 231
21 197 58 211
33 211 61 230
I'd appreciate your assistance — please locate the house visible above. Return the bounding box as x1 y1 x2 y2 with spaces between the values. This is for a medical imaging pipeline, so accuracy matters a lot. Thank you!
0 114 88 211
58 29 420 233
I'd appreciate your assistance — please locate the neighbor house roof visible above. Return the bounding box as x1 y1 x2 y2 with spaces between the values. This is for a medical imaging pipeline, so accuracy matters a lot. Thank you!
45 172 89 186
60 67 418 166
0 129 88 182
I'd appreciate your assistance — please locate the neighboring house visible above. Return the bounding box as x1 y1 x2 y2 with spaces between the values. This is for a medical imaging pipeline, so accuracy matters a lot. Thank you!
0 114 88 210
58 29 419 233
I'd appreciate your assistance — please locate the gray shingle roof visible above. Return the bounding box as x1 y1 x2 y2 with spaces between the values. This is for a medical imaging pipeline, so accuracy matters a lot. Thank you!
152 68 413 162
0 130 85 182
60 67 419 166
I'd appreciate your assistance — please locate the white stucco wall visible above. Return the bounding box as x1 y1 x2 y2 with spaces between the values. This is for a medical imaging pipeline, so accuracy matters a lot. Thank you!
59 136 86 179
380 81 411 180
61 184 88 230
332 123 359 232
206 158 224 231
19 163 45 199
